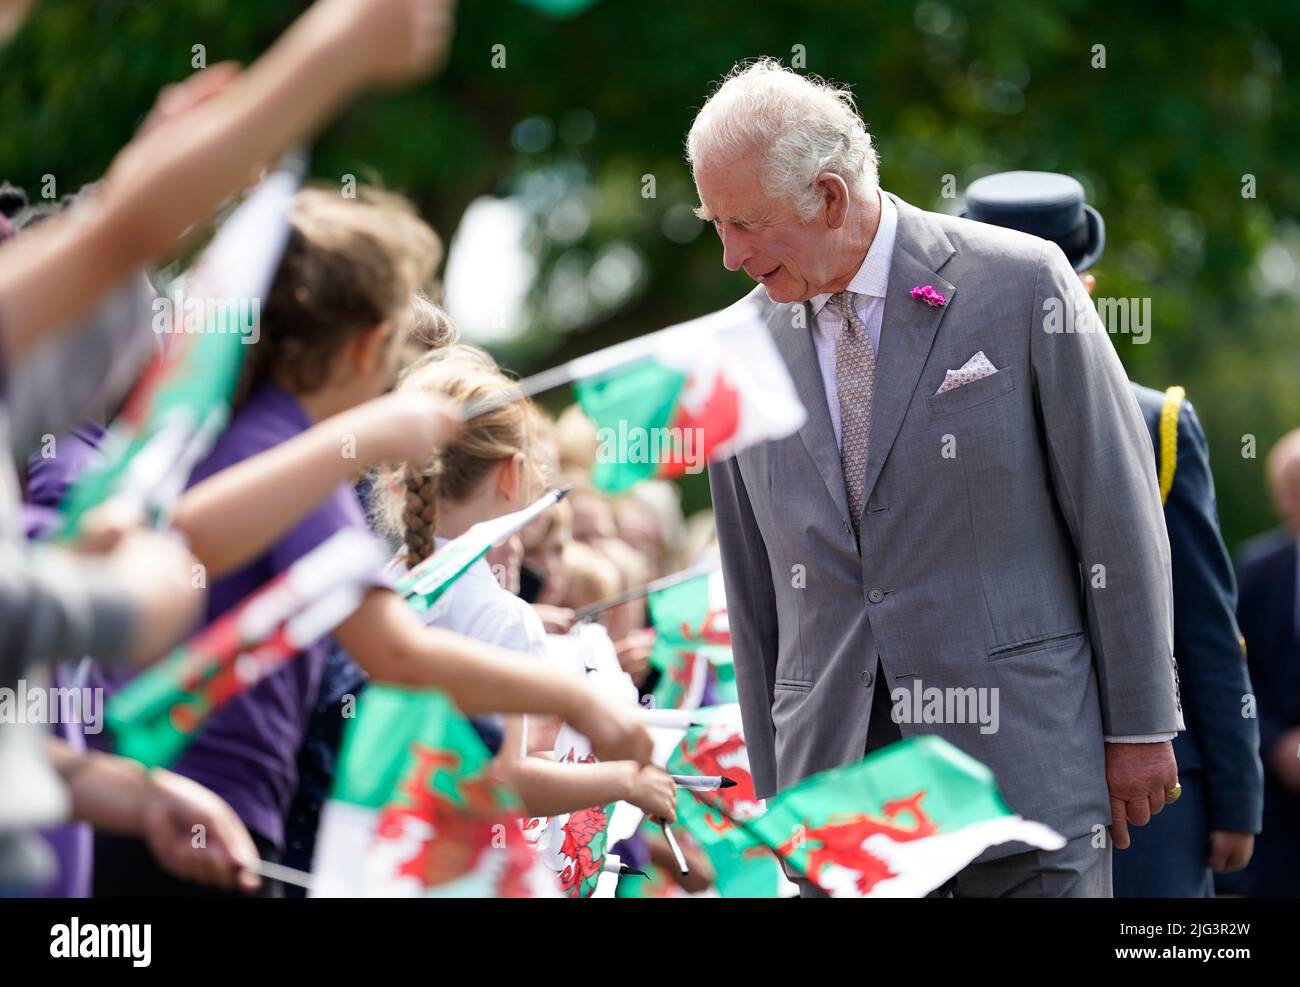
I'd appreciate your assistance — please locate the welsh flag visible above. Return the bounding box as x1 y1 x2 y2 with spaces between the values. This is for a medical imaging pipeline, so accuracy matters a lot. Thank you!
740 736 1065 897
106 529 385 768
523 722 617 899
648 568 730 711
312 684 557 897
572 297 804 493
710 659 738 704
397 489 566 615
58 163 301 538
522 627 636 898
667 705 784 897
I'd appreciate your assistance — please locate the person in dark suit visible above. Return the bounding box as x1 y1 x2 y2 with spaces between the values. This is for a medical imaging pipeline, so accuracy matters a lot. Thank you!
964 172 1263 896
1120 385 1262 894
1236 429 1300 897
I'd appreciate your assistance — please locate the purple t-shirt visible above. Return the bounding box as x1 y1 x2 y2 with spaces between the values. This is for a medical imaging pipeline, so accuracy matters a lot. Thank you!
24 422 106 539
162 383 375 847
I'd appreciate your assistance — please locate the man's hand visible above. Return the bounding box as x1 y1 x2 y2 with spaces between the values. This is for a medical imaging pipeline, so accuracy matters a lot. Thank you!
1269 726 1300 791
139 769 262 893
1105 740 1178 850
1208 831 1254 873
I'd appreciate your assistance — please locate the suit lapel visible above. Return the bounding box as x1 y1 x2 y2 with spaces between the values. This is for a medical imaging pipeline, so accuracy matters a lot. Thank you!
766 297 853 525
858 196 957 516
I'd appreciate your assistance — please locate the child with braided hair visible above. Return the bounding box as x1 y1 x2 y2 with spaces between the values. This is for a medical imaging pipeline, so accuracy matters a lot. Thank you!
373 344 678 824
90 187 650 895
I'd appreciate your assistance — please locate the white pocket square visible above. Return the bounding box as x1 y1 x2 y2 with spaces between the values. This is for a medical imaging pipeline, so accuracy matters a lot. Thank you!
935 350 999 395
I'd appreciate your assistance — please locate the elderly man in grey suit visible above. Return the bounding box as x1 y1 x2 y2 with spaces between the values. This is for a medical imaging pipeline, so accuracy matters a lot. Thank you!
689 60 1184 897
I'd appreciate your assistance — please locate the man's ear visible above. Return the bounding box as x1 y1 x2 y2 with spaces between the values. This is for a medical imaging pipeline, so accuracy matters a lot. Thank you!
1080 273 1097 297
817 172 851 229
350 320 396 377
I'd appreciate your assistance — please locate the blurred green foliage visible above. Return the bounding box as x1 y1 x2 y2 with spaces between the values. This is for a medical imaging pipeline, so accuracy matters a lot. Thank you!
2 0 1297 548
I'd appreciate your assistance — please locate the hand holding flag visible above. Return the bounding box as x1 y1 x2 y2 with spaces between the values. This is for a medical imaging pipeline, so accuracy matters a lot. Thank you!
57 163 302 540
106 529 387 768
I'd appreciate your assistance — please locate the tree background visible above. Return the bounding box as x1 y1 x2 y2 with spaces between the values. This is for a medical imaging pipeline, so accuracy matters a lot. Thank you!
2 0 1297 552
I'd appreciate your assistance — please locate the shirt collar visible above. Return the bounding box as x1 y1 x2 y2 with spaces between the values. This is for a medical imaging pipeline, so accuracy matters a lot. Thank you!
810 188 898 317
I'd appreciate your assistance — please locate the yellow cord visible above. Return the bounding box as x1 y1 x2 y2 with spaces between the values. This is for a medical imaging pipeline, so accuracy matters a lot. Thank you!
1158 386 1185 506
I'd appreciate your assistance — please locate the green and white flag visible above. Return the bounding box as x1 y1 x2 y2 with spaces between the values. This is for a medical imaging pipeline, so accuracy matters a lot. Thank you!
397 488 566 614
524 720 618 899
312 684 557 898
572 298 805 493
648 567 730 711
667 704 786 898
107 529 384 769
523 625 639 898
58 163 301 538
744 736 1065 898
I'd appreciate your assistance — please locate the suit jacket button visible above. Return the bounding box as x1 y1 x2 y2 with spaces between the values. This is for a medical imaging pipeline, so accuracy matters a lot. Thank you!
868 588 884 603
861 669 873 688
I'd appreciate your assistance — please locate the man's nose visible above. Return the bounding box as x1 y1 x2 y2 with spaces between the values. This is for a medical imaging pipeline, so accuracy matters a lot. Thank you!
719 226 750 273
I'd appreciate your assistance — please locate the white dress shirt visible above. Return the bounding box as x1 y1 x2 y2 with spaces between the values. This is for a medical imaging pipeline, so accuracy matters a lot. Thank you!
809 188 897 451
801 188 1172 745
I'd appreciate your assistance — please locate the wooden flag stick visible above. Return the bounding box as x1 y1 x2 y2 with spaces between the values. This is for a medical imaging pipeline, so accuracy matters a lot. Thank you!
660 820 689 876
244 858 315 892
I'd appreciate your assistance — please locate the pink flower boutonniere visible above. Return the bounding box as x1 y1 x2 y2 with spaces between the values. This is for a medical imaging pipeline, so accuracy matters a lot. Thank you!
910 284 947 308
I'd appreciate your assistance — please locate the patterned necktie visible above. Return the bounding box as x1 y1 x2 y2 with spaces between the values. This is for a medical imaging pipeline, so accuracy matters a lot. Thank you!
830 290 876 534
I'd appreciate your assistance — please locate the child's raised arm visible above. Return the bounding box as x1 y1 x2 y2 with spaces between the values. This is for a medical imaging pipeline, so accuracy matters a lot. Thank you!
0 0 456 358
503 752 678 822
335 590 655 767
171 390 461 578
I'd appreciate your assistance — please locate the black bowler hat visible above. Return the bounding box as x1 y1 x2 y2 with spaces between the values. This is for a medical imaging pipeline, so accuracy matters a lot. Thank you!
961 170 1105 272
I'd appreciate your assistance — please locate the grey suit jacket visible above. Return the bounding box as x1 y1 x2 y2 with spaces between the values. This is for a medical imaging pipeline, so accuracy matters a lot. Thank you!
709 192 1182 855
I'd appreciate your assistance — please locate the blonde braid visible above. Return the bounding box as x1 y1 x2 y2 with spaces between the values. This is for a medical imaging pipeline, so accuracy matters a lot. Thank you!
402 464 441 566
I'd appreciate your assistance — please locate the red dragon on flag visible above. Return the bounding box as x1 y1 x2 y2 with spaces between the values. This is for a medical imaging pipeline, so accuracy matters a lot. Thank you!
553 749 616 898
372 743 539 897
775 792 938 897
676 729 758 836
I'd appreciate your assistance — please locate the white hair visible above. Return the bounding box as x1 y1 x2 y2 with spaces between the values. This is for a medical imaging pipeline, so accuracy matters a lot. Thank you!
686 58 879 221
